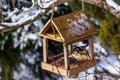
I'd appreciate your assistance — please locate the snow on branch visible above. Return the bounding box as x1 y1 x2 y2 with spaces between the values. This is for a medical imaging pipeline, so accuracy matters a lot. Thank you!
4 0 51 19
0 0 68 34
81 0 120 19
1 0 120 34
0 10 44 34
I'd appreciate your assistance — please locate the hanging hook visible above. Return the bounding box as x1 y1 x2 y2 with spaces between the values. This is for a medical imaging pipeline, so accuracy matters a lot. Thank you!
50 0 56 38
50 0 55 20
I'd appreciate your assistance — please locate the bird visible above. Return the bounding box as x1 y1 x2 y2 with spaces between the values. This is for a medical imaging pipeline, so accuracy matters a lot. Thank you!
73 46 88 55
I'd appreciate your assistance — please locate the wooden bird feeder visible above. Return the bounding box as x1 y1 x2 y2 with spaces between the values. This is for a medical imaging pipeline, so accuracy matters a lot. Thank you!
37 10 97 77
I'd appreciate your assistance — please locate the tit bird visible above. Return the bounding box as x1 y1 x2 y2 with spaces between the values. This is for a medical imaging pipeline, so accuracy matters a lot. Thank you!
73 46 88 55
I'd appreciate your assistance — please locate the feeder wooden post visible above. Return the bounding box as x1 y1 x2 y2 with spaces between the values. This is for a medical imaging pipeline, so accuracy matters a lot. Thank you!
43 38 48 62
68 45 72 54
88 36 94 60
63 43 69 70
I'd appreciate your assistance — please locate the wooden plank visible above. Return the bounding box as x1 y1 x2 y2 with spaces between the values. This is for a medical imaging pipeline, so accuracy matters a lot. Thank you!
68 45 72 54
39 20 51 34
69 59 96 76
52 20 65 42
41 62 68 76
37 33 63 42
43 38 48 62
65 33 95 45
46 33 61 40
41 59 96 77
63 43 69 70
41 52 96 77
88 36 94 60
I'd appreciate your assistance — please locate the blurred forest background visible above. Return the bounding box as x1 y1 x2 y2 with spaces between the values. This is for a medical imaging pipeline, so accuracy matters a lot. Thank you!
0 0 120 80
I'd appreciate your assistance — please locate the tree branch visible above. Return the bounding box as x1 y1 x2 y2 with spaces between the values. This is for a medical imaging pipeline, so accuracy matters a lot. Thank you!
81 0 120 19
0 0 120 34
0 10 44 34
0 0 68 34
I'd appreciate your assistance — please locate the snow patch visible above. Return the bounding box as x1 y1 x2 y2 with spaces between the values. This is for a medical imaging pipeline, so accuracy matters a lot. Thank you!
66 13 91 36
106 0 120 12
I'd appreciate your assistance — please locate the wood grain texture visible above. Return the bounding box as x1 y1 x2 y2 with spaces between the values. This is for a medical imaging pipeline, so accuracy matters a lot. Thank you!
38 10 97 44
88 36 94 60
63 43 69 70
41 53 96 76
43 38 48 62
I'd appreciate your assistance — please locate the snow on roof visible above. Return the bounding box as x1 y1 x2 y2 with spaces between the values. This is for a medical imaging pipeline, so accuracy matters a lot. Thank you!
38 10 97 43
66 13 91 36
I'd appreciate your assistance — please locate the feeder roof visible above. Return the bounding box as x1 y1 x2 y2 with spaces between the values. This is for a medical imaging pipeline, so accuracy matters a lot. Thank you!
37 10 97 44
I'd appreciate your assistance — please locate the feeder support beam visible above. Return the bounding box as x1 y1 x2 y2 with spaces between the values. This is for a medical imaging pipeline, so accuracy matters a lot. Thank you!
63 43 69 70
88 36 94 60
68 45 72 54
43 38 48 62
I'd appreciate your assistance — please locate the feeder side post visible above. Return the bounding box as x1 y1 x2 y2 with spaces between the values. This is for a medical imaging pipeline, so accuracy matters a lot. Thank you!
68 44 72 54
43 38 48 62
88 36 94 60
63 43 69 70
